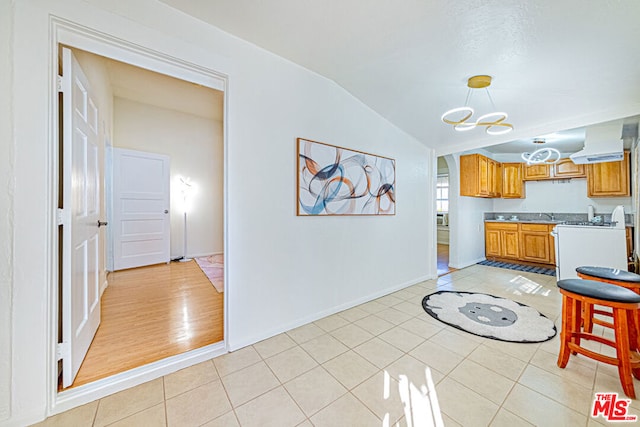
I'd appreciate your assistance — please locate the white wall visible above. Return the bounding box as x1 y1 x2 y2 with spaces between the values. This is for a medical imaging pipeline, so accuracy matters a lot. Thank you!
3 1 434 425
447 154 492 268
113 97 224 258
0 0 13 422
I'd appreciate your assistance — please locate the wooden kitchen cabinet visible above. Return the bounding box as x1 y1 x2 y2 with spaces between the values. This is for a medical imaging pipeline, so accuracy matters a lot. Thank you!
485 222 520 260
587 151 630 197
501 163 525 198
520 223 554 264
485 221 556 266
553 158 585 178
460 154 502 198
502 229 520 258
523 158 585 181
485 228 502 258
490 159 502 197
523 163 550 180
626 226 634 259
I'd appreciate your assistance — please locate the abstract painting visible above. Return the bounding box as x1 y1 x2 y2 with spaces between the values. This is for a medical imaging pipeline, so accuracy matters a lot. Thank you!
297 138 396 215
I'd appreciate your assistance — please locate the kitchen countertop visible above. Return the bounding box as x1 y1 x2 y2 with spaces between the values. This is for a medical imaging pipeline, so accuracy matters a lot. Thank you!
485 212 634 227
484 219 564 224
485 219 633 227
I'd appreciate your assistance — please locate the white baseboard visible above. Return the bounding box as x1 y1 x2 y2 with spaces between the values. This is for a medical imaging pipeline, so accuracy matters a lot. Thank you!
173 251 223 260
228 273 434 351
449 257 485 270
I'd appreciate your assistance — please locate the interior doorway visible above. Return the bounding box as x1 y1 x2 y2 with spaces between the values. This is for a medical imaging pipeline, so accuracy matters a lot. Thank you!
57 46 226 390
436 156 455 276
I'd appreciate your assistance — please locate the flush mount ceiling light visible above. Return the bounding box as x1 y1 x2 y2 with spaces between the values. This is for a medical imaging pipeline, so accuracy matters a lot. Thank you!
441 75 514 135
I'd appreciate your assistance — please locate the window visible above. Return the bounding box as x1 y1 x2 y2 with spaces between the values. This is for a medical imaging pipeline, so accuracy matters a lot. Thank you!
436 175 449 213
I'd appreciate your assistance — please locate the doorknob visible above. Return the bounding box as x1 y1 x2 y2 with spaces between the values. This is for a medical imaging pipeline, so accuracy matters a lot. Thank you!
164 210 169 214
97 220 108 227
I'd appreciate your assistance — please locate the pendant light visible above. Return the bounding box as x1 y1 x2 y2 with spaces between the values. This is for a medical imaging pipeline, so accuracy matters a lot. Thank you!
441 75 513 135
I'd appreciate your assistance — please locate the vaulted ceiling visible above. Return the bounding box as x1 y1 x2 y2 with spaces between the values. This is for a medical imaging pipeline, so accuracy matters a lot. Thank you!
159 0 640 155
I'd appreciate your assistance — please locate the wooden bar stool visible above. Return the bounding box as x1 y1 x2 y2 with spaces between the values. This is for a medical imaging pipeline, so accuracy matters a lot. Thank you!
557 279 640 399
576 266 640 337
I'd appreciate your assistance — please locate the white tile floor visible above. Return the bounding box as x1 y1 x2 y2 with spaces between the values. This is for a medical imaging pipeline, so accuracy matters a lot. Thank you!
34 265 640 426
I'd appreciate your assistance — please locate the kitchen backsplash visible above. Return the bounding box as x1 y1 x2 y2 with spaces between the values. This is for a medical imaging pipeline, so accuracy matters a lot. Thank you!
490 178 632 215
484 212 634 226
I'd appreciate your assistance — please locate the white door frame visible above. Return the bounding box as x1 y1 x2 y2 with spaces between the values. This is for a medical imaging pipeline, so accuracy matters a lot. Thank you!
49 17 230 415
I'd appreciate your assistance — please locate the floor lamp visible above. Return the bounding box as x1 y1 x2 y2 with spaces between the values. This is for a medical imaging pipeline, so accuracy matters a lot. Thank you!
179 176 193 262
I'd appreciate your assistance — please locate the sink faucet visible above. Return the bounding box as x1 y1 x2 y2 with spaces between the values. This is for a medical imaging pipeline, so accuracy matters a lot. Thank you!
539 212 555 221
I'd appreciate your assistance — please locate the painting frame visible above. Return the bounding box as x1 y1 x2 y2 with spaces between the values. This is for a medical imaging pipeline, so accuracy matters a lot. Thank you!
297 138 396 216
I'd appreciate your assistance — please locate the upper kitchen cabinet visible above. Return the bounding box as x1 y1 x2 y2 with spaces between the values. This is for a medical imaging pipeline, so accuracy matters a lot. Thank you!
587 151 630 197
553 158 586 178
491 160 502 198
460 154 502 198
523 158 585 181
523 163 550 181
501 163 525 198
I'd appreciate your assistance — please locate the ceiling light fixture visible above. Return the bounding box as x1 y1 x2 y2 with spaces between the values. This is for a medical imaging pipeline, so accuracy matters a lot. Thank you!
521 147 561 165
441 75 513 135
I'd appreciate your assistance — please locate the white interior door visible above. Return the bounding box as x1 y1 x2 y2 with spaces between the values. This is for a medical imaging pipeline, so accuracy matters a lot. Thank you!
61 48 102 388
112 148 170 270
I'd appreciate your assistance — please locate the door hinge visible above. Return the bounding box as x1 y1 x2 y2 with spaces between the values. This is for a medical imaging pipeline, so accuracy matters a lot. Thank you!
56 342 70 361
56 208 66 226
56 75 64 93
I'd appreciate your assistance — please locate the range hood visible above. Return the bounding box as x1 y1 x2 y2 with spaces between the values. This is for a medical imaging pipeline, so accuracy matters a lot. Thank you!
569 121 624 164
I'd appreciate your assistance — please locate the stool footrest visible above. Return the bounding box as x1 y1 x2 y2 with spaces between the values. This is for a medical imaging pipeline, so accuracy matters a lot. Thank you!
569 331 616 349
593 308 613 316
568 342 620 366
593 318 615 329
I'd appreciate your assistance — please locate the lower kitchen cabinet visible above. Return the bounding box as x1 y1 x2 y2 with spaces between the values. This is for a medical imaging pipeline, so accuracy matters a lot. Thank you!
520 223 554 264
485 222 520 260
485 221 555 266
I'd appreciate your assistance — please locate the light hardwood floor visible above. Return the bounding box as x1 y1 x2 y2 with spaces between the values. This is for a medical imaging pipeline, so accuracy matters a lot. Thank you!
437 243 456 276
65 260 224 389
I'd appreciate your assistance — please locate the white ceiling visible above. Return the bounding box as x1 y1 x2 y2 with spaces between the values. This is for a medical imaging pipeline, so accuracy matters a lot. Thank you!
159 0 640 154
